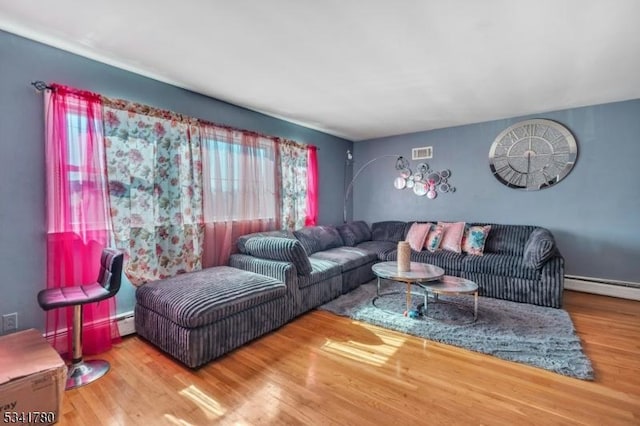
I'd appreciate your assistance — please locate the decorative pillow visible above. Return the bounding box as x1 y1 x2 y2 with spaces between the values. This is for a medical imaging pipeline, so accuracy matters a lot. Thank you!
405 222 431 251
462 225 492 256
424 224 444 252
437 221 466 253
523 228 557 269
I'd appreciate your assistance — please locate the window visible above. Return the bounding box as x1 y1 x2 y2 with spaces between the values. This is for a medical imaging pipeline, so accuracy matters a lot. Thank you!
64 111 109 230
202 133 276 222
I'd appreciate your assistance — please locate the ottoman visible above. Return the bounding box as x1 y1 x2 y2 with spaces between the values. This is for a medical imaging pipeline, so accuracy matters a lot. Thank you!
135 266 288 368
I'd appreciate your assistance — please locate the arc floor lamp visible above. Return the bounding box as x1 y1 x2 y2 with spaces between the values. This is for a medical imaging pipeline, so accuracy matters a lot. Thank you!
343 152 408 223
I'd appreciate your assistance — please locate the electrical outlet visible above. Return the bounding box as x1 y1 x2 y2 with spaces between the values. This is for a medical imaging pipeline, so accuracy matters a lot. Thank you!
2 312 18 333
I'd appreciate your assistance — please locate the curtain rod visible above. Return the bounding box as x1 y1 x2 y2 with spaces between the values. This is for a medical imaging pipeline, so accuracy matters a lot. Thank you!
29 80 319 150
31 80 53 91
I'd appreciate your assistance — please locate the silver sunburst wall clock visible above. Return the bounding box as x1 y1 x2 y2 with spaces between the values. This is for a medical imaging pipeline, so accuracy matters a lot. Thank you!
489 119 578 190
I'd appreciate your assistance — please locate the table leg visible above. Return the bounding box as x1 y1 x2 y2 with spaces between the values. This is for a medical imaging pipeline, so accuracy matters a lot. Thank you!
423 288 429 317
406 282 411 313
474 291 478 321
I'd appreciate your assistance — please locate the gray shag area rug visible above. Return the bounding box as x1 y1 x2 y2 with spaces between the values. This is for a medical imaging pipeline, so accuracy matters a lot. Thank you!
319 281 594 380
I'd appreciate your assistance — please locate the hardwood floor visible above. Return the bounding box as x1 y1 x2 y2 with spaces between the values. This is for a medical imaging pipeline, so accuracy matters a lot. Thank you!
59 291 640 425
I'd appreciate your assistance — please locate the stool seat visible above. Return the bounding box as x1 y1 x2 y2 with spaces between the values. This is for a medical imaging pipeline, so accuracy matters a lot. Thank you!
38 283 111 310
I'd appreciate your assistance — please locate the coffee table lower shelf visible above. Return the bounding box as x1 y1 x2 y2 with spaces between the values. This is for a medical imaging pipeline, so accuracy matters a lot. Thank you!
374 275 479 323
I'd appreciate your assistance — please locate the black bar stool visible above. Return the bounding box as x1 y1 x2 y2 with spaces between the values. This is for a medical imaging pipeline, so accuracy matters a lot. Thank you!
38 248 124 389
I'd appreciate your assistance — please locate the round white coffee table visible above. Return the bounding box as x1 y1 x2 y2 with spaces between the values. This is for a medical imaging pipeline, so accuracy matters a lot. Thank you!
372 261 445 314
419 275 479 322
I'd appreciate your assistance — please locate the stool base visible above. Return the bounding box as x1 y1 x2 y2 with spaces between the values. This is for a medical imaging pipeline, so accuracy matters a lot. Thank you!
66 359 110 390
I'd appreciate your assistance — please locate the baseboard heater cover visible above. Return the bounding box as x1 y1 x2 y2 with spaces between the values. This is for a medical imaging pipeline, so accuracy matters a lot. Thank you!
117 312 136 336
45 311 136 341
564 275 640 301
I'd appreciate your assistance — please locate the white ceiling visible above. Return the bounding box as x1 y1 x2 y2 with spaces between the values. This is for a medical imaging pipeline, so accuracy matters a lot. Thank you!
2 0 640 141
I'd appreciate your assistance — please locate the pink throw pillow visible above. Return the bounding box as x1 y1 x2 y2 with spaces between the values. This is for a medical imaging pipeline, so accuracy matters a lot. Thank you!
424 224 444 252
405 222 431 251
438 221 466 253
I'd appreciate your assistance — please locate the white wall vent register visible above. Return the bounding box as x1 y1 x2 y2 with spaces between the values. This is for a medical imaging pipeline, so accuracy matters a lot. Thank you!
412 146 433 160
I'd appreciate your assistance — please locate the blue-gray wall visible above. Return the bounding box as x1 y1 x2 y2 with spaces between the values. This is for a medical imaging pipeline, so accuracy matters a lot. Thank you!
353 100 640 283
0 30 352 333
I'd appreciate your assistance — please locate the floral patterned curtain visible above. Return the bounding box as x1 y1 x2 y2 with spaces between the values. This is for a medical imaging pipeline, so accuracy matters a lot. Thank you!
278 141 309 230
103 105 204 285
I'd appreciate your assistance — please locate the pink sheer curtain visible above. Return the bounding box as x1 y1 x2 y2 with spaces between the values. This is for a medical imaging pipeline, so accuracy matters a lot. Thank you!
44 84 120 357
305 145 318 226
200 124 278 267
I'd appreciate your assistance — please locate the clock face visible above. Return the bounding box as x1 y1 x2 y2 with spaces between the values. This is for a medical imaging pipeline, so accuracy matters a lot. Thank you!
489 119 578 190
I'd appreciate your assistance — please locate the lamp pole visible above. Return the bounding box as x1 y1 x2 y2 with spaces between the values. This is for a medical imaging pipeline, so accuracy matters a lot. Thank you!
343 154 404 223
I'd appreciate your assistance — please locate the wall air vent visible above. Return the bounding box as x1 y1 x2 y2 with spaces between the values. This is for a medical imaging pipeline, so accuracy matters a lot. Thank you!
412 146 433 160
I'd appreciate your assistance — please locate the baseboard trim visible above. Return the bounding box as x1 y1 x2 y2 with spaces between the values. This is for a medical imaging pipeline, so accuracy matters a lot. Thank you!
565 277 640 301
44 310 136 342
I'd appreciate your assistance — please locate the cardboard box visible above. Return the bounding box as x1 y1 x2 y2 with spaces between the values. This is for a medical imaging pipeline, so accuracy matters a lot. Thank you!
0 329 67 425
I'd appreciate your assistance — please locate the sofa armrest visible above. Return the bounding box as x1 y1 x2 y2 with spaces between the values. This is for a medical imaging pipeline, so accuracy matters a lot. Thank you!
229 253 295 282
539 256 565 308
523 228 558 269
229 254 302 317
243 236 312 275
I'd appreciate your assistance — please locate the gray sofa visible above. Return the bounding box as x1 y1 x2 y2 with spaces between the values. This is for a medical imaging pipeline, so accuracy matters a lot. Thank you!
135 220 563 368
231 220 564 309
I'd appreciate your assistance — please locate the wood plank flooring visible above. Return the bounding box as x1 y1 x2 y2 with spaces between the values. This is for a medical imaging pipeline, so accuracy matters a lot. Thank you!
59 291 640 425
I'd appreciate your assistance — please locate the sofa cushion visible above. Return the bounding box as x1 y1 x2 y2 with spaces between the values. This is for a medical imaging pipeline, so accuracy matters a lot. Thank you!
237 230 295 254
244 237 312 276
294 226 344 255
371 221 407 242
298 258 342 289
523 228 558 269
310 247 377 272
387 248 466 272
355 240 398 260
462 253 539 280
482 224 537 256
135 266 286 328
336 221 371 246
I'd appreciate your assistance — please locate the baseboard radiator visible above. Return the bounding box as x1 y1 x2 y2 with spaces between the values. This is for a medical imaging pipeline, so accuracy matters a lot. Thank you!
564 275 640 301
45 311 136 342
116 311 136 336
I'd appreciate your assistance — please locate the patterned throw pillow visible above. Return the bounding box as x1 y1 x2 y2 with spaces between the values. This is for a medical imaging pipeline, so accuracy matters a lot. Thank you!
462 225 492 256
424 224 444 252
405 222 431 251
437 221 466 253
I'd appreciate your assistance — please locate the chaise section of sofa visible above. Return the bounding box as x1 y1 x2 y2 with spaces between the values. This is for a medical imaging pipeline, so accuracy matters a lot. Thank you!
135 266 291 368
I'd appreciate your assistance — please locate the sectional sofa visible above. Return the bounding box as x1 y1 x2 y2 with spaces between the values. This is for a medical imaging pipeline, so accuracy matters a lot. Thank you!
135 220 563 367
